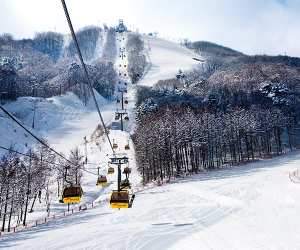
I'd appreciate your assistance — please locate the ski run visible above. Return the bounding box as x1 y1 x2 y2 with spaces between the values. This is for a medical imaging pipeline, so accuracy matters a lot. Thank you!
1 31 300 250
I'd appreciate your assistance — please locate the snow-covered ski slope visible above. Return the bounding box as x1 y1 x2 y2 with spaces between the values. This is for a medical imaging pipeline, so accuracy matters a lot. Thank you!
0 30 141 226
139 36 199 87
3 35 300 250
0 91 121 223
2 152 300 250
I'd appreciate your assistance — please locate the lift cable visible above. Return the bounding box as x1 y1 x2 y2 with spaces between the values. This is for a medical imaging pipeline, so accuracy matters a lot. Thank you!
61 0 114 154
0 145 62 167
0 105 75 166
0 144 99 176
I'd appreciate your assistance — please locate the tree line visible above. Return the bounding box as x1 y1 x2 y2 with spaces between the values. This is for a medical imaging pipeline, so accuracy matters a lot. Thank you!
133 48 300 184
126 33 147 84
101 28 117 63
0 26 117 103
133 106 290 183
0 145 84 232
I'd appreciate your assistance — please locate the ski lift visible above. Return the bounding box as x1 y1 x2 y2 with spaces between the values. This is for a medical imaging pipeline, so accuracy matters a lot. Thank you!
124 116 129 121
108 167 115 175
110 190 129 209
125 144 130 150
120 179 131 190
61 186 83 204
96 176 108 187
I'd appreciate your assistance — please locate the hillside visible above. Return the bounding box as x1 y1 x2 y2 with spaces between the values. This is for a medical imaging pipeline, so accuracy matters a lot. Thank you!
139 36 199 86
189 40 244 58
0 32 207 246
133 37 300 185
0 27 117 101
2 0 300 248
1 28 300 250
186 41 300 121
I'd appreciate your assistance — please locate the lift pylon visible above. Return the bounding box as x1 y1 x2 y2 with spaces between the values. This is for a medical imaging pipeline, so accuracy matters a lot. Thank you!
109 155 134 208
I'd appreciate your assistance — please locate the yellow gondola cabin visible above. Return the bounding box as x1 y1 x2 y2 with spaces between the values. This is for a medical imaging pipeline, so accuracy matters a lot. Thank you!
110 190 129 209
62 186 83 204
96 176 108 187
108 167 115 175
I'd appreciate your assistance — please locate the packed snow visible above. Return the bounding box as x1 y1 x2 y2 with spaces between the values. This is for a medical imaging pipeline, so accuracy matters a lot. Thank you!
2 152 300 250
139 36 199 87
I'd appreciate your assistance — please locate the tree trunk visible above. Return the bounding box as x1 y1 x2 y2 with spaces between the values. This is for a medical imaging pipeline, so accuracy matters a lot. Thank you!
8 187 15 232
1 188 9 232
29 194 37 213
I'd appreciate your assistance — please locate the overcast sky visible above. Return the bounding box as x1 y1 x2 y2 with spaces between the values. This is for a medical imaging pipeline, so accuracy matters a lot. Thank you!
1 0 300 56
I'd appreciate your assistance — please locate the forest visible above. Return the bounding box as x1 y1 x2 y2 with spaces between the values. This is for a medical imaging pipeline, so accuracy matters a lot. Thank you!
126 33 147 84
0 26 117 103
0 145 84 232
134 42 300 183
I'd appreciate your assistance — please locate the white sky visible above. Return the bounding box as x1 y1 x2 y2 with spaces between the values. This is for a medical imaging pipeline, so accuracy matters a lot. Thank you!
1 0 300 56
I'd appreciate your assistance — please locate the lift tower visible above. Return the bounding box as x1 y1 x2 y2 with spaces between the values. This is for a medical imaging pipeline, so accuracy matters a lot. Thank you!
115 88 129 131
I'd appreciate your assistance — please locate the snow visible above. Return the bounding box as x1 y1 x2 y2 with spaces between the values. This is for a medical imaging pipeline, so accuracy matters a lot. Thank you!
2 152 300 250
0 30 141 228
139 36 199 87
0 91 108 154
0 91 115 223
2 33 300 250
168 154 300 250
